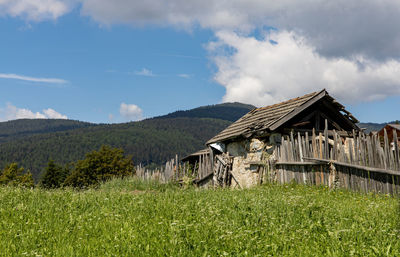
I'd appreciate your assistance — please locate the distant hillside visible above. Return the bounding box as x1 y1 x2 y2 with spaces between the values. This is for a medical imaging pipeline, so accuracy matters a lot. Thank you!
358 121 400 133
158 102 255 121
357 123 385 133
0 102 253 181
0 119 94 143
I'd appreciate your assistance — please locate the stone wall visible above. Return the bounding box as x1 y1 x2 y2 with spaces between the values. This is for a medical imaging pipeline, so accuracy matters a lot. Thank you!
227 138 270 188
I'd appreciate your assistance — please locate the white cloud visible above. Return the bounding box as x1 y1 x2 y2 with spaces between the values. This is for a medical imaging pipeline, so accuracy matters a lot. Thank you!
210 31 400 106
178 74 191 79
0 73 67 84
77 1 400 102
0 0 71 21
0 103 68 121
42 108 68 119
134 68 155 77
119 103 143 121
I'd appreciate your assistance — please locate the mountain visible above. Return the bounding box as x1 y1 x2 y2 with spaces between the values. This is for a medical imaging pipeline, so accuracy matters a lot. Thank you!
0 119 95 143
0 103 255 181
159 102 255 121
358 121 400 133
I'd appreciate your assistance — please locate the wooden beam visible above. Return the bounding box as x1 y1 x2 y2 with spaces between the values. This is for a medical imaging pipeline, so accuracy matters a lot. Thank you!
283 128 352 137
315 111 320 131
319 111 343 131
297 110 317 123
319 99 359 131
292 121 311 127
276 161 319 165
269 89 327 131
302 157 400 176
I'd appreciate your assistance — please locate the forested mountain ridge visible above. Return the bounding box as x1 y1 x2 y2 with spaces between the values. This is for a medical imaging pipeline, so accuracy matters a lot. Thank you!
0 119 95 143
357 121 399 134
158 102 255 121
0 103 253 181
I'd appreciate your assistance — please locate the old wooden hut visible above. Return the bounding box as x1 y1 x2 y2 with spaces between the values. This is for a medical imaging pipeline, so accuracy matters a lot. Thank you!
378 124 400 148
204 89 360 188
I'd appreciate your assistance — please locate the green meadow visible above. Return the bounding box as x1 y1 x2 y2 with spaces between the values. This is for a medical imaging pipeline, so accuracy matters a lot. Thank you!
0 178 399 256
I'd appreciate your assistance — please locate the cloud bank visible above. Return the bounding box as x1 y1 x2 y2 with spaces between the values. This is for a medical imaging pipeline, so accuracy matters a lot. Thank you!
9 0 399 60
4 0 400 104
78 0 400 104
119 103 143 121
79 0 400 61
210 31 400 106
0 103 68 121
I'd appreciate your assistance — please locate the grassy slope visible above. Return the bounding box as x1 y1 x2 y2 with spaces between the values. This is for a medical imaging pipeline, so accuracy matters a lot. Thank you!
0 180 398 256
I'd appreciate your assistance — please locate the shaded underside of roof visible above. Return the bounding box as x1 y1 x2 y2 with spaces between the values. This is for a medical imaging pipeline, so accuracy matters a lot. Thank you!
207 89 358 144
181 148 210 162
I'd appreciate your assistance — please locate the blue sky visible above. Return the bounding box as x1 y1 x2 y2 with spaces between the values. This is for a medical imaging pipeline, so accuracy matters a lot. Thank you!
1 1 400 123
0 11 223 123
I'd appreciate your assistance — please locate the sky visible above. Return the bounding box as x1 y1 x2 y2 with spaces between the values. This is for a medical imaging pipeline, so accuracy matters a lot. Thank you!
1 0 400 123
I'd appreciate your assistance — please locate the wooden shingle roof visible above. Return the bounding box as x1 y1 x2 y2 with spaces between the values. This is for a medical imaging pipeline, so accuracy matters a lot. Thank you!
207 89 357 144
388 124 400 131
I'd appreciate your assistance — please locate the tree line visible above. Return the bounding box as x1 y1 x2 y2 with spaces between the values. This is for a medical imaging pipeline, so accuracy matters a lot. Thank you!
0 117 231 181
1 146 134 189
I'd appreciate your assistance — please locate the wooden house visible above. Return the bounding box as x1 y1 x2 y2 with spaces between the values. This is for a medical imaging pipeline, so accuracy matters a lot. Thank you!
378 124 400 148
203 89 360 188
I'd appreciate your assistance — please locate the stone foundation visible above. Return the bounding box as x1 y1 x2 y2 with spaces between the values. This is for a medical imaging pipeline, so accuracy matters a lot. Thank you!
227 138 272 188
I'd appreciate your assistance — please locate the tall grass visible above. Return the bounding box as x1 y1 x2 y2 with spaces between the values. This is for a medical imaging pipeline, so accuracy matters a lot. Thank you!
98 176 179 192
0 180 399 256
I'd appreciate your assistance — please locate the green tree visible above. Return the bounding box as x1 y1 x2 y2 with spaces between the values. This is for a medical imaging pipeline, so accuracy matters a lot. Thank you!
0 163 34 188
40 160 69 189
64 145 134 188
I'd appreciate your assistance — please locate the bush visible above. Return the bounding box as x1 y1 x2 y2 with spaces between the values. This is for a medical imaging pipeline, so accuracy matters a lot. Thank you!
0 162 34 188
64 145 134 188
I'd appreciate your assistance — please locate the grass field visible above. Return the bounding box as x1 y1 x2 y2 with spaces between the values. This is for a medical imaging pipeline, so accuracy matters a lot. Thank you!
0 178 399 256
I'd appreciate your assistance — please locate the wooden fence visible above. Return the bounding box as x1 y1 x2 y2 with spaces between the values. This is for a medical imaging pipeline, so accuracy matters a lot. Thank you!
274 123 400 194
135 153 212 183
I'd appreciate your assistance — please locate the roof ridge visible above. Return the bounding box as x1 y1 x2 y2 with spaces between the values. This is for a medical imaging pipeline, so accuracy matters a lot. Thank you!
206 89 333 144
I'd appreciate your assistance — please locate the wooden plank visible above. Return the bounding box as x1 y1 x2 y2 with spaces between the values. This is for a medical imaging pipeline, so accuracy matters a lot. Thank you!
305 132 310 158
319 132 323 159
348 139 354 164
298 132 303 162
312 128 317 158
276 162 318 165
393 129 399 171
384 129 390 170
353 130 359 164
302 157 400 176
283 128 352 137
324 119 329 160
333 130 337 160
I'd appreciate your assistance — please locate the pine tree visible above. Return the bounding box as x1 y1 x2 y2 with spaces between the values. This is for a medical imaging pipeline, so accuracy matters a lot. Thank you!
40 160 69 189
